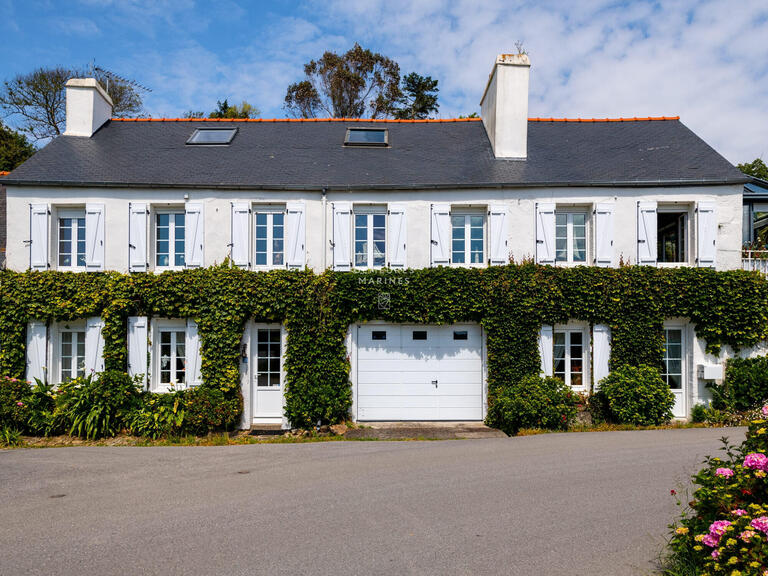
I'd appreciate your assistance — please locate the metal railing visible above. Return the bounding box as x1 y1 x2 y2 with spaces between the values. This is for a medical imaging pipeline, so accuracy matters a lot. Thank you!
742 250 768 273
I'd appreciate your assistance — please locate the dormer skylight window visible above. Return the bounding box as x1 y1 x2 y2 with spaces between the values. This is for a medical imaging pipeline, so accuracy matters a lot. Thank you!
187 128 238 145
344 127 388 147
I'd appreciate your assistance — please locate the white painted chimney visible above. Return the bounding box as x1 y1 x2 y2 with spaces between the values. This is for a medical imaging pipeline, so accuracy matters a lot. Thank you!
479 53 531 159
64 78 113 137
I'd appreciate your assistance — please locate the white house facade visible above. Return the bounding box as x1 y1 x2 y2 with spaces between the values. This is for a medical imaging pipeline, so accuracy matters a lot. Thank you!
1 53 752 426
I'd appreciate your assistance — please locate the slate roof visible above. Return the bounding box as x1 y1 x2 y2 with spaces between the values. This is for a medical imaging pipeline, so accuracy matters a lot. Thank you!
3 117 746 190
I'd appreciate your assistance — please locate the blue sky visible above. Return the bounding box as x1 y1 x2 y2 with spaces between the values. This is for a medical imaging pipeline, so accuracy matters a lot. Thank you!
2 0 767 163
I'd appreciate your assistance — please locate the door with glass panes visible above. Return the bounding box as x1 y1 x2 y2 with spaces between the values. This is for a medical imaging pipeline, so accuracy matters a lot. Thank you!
663 327 686 418
252 325 284 419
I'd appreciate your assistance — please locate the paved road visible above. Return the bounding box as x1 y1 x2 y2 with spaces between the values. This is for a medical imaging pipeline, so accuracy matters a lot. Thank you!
0 428 743 576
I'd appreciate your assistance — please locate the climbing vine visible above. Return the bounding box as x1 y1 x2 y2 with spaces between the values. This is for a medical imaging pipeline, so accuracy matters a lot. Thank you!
1 263 767 429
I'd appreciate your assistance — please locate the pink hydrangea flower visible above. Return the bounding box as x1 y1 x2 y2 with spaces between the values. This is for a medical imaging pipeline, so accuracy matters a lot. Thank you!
709 520 732 537
732 509 747 516
751 516 768 535
762 404 768 417
702 534 720 547
741 530 757 541
711 550 720 559
743 452 768 471
715 468 734 478
16 401 24 407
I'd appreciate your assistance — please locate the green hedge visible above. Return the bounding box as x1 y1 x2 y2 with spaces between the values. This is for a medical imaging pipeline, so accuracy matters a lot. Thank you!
2 263 768 431
711 356 768 412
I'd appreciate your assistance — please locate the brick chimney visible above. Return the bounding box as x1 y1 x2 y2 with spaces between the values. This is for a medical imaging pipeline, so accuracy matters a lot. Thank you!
64 78 113 137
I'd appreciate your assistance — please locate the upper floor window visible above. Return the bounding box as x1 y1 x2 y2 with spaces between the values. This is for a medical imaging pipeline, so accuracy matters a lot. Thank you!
254 207 284 268
354 210 386 268
344 127 388 147
451 213 484 265
555 211 587 264
58 209 86 269
658 208 688 263
156 211 185 269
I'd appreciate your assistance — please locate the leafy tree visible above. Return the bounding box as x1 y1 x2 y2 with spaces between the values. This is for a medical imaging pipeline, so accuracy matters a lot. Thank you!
208 99 259 119
459 112 479 119
0 66 145 140
284 43 403 119
739 158 768 180
182 110 206 119
393 73 439 120
0 121 36 171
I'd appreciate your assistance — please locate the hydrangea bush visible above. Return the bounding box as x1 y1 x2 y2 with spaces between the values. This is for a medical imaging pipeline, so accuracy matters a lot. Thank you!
666 407 768 575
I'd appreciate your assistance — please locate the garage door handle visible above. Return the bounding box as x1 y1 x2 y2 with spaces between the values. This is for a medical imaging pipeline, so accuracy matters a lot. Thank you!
432 380 438 388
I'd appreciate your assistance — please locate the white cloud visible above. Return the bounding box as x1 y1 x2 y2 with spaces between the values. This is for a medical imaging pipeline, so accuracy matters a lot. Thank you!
54 16 101 36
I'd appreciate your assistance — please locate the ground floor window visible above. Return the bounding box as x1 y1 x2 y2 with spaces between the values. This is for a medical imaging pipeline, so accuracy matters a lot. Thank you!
60 328 85 382
159 329 186 387
662 328 683 389
553 328 585 388
255 328 281 387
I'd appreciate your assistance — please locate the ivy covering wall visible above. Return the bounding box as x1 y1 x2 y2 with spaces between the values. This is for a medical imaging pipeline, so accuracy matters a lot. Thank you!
1 263 767 429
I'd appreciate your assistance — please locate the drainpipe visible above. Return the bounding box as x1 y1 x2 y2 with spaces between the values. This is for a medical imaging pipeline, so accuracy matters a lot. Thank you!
322 187 328 270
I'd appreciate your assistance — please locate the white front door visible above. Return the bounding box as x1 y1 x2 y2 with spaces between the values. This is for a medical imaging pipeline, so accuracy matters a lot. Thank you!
356 324 484 421
252 326 284 419
663 327 686 418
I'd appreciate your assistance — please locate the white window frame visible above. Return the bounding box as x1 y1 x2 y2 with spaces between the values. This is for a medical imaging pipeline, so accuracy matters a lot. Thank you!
662 323 685 391
253 205 286 270
154 209 186 271
56 208 87 271
152 319 187 392
254 325 284 389
657 204 692 266
450 210 486 267
353 206 387 269
555 209 589 265
552 322 589 391
54 320 86 384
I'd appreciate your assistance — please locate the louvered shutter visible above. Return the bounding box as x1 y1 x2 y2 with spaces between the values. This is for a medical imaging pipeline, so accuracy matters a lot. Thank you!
26 321 47 383
594 202 615 267
593 324 611 389
387 203 407 268
29 204 49 271
539 325 554 376
332 202 352 271
185 203 204 268
535 202 556 264
285 202 306 268
85 204 105 271
637 201 658 265
127 316 148 388
697 201 717 268
430 203 450 266
186 319 202 387
489 204 509 265
230 202 250 268
85 317 105 374
128 203 148 272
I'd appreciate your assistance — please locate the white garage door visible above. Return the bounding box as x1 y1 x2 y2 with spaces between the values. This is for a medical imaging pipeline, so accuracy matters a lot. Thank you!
356 324 483 421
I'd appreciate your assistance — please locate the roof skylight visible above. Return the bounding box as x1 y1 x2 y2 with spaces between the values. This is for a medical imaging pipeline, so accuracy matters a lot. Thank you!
187 128 238 145
344 127 388 147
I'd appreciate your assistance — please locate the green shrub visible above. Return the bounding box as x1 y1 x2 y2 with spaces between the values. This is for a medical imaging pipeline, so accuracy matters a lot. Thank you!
710 356 768 413
24 380 60 436
54 371 143 439
690 403 708 424
181 387 241 436
0 427 23 447
598 365 674 426
586 390 610 425
127 393 185 439
485 375 577 436
0 376 32 430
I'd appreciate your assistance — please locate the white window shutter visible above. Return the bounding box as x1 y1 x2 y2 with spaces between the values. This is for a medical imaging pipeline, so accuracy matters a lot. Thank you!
387 203 407 268
127 316 148 388
535 202 556 264
128 203 148 272
26 321 47 383
230 202 250 268
185 203 204 268
593 324 611 389
85 317 105 374
637 201 658 265
594 202 614 267
430 203 450 266
85 204 105 271
285 201 306 268
697 201 717 268
185 319 202 387
332 202 352 271
538 325 554 376
489 204 509 265
29 203 50 271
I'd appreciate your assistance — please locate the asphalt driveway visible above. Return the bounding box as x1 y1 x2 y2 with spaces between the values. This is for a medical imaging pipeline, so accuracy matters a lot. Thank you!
0 428 742 576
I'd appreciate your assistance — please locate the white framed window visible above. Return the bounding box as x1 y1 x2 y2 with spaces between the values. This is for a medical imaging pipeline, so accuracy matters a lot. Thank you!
156 211 185 269
255 328 282 387
354 208 386 268
662 327 683 390
57 209 86 269
253 206 285 268
657 205 690 264
451 212 485 265
555 211 588 264
154 320 186 390
58 323 86 382
553 325 588 390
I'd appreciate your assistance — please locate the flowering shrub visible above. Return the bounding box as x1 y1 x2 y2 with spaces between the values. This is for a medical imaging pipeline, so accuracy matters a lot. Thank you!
0 376 32 430
598 365 675 426
665 412 768 574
